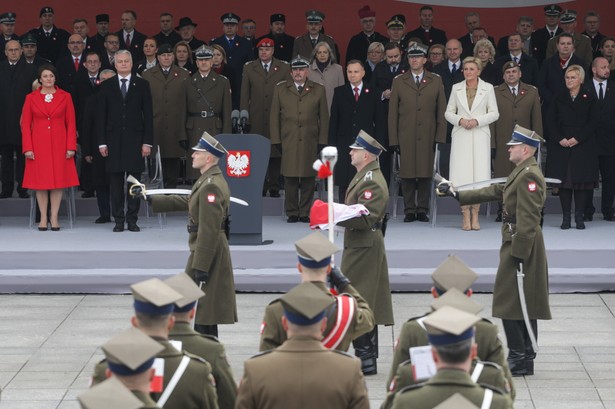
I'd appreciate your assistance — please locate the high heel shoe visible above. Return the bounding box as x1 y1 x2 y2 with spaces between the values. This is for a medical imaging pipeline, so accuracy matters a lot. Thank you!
51 220 61 231
38 221 48 231
38 226 48 231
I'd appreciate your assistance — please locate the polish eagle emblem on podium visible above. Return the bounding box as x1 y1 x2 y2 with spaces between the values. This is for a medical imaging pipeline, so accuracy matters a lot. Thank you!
227 151 251 177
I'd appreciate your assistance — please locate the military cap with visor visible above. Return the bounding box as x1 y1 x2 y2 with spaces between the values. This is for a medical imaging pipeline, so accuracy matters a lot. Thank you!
164 272 205 313
349 130 386 156
102 327 164 376
280 282 335 325
507 124 544 148
423 306 481 346
77 377 142 409
294 231 340 269
431 254 478 294
130 277 182 315
192 132 229 158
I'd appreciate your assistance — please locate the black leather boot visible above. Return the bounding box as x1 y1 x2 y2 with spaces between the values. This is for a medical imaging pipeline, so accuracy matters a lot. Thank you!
524 320 538 376
574 211 586 229
194 324 218 338
503 320 527 376
353 327 378 375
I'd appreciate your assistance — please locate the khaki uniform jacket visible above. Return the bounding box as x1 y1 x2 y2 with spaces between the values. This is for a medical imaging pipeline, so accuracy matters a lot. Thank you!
235 336 369 409
546 33 593 66
389 71 447 178
258 281 375 352
152 166 237 325
270 80 329 177
385 315 514 401
491 83 543 178
92 338 219 409
292 33 340 62
170 322 237 409
142 65 190 159
132 390 161 408
184 71 232 153
240 58 290 158
390 369 513 409
338 160 394 325
460 157 551 320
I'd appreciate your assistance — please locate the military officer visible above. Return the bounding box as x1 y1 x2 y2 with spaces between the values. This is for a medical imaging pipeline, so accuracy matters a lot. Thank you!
164 272 237 409
151 133 237 337
0 12 19 62
531 4 563 67
28 6 70 64
183 46 231 181
545 10 593 66
384 255 514 407
256 14 295 62
259 231 375 352
142 43 190 188
236 282 370 409
293 10 340 63
439 125 551 376
337 131 393 375
78 377 148 409
91 278 219 409
270 55 329 223
20 34 51 67
92 327 164 408
390 306 512 409
240 37 290 197
492 61 543 220
388 44 446 223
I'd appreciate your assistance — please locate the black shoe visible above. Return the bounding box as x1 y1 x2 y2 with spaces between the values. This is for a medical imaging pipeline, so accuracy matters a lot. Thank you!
416 213 429 222
18 191 30 199
359 356 377 376
269 190 280 198
287 216 299 223
495 213 503 222
299 216 310 223
81 191 95 198
508 359 528 377
584 214 593 222
38 226 48 231
403 213 416 223
525 359 534 376
561 217 571 230
575 212 585 229
605 214 615 221
51 226 61 232
113 223 124 232
95 216 111 224
0 191 11 199
127 223 140 232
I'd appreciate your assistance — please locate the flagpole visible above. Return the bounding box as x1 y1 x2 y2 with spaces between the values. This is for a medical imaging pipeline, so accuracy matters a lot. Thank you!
320 147 338 264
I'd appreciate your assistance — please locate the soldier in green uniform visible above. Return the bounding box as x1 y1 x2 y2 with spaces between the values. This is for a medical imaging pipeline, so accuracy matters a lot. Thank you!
438 125 551 376
240 37 290 197
270 55 329 223
338 130 393 375
390 306 513 409
236 282 370 409
164 272 237 409
87 327 164 408
385 255 514 400
90 278 219 409
183 46 232 180
151 133 237 337
259 231 375 352
78 377 147 409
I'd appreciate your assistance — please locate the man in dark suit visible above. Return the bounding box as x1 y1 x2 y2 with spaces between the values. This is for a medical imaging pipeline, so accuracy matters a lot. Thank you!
345 6 388 66
177 17 205 53
496 16 535 58
256 13 294 63
0 12 19 62
370 42 408 186
584 57 615 221
56 33 87 91
329 60 382 201
154 12 181 48
0 40 36 198
89 14 109 57
100 33 119 72
72 18 95 55
582 11 606 59
20 34 51 67
116 10 146 62
531 4 563 67
494 33 540 86
28 6 70 65
292 10 341 63
407 5 447 48
97 50 153 232
459 12 495 59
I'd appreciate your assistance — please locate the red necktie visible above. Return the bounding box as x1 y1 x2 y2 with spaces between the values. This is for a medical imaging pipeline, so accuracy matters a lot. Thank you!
74 57 80 72
354 87 359 102
125 33 131 48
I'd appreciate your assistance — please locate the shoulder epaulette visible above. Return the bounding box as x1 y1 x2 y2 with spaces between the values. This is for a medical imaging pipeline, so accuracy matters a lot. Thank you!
276 80 288 86
476 360 503 370
200 333 221 343
398 382 427 394
249 349 275 359
478 382 506 395
184 350 210 364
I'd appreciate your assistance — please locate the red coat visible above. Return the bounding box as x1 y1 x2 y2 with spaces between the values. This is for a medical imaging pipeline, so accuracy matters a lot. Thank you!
21 87 79 190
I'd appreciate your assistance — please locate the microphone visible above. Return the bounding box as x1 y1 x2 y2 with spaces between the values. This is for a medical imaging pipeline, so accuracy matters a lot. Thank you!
240 110 249 129
231 110 240 133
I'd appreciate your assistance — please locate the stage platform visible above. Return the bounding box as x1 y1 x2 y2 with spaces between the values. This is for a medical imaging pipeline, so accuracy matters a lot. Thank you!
1 193 614 294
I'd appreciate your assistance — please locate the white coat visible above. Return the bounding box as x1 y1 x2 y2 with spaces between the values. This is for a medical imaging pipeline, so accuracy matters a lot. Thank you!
445 78 499 188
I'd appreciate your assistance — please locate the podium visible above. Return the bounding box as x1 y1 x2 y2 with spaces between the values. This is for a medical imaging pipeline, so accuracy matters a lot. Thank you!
216 133 270 245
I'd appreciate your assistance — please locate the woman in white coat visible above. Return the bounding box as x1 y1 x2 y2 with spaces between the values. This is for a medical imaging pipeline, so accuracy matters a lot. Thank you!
308 41 345 111
445 56 500 230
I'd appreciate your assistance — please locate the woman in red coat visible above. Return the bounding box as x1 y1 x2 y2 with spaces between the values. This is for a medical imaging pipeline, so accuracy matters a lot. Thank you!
21 64 79 231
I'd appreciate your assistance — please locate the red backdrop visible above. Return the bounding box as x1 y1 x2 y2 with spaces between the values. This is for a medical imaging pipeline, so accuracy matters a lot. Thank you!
9 1 613 61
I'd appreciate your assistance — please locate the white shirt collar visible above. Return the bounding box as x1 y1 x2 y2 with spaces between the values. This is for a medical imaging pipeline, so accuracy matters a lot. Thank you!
119 74 131 83
351 82 363 93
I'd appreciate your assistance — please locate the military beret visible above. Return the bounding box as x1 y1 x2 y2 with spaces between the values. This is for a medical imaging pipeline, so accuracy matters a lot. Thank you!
40 6 54 17
130 277 182 315
193 131 229 157
164 272 205 312
78 377 142 409
280 282 335 325
221 12 240 24
0 12 16 24
559 10 577 24
431 288 484 315
423 306 480 346
20 34 37 46
502 60 520 73
290 54 310 68
295 231 339 269
176 16 197 30
544 4 563 16
156 43 173 55
507 124 544 148
358 5 376 19
96 14 109 24
102 327 164 376
349 130 386 155
431 255 478 294
270 13 285 24
256 38 275 48
305 10 325 23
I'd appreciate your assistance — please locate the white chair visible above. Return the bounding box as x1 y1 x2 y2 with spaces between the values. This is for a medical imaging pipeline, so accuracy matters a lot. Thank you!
141 146 166 228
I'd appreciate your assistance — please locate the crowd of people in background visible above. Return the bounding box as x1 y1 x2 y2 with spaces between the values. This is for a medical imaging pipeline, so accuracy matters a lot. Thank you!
1 4 614 231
